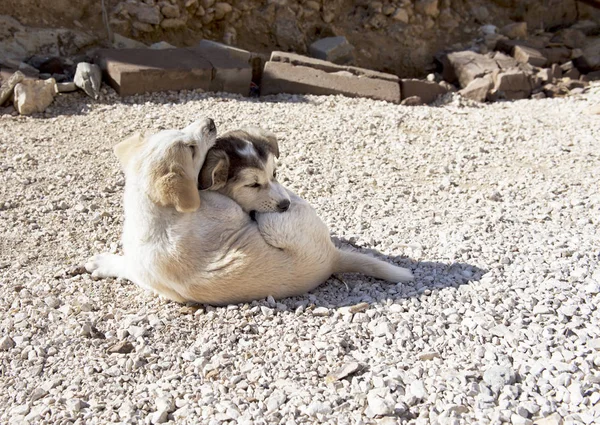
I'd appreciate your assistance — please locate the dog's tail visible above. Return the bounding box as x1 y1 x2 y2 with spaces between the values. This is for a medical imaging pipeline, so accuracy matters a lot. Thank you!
333 249 414 283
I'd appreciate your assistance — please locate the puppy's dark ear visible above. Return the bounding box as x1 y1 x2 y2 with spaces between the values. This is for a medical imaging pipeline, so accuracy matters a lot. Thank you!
242 126 279 158
199 149 229 190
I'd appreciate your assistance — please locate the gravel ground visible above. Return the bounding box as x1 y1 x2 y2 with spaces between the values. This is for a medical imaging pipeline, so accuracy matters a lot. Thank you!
1 85 599 425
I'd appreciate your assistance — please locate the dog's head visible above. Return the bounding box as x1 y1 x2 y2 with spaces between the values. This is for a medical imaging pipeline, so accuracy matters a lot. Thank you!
198 127 291 214
113 118 217 213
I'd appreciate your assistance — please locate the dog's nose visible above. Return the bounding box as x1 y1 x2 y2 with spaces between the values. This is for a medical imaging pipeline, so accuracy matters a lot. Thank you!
277 199 290 212
207 118 216 132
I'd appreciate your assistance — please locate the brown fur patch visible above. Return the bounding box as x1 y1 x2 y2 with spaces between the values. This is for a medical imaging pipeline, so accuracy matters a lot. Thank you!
150 143 200 213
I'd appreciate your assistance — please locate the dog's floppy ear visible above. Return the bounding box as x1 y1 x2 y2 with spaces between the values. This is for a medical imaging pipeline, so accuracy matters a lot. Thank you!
199 149 229 190
114 132 145 169
242 126 280 158
151 143 201 213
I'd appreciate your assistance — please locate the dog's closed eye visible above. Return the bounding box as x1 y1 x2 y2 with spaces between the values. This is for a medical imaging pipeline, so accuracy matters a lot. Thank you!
247 183 261 188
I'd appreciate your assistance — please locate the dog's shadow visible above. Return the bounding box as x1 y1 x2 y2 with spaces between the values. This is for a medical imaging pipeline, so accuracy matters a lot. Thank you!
275 237 487 309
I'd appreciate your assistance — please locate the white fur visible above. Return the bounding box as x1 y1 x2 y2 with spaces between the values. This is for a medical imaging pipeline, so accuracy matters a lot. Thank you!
85 120 414 305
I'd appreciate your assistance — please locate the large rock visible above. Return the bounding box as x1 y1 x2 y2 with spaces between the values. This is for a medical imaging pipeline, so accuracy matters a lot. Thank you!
550 28 586 49
95 47 252 96
541 47 572 65
459 76 493 102
0 16 96 64
0 70 25 105
501 22 528 39
308 36 354 65
573 38 600 73
491 69 531 100
14 78 56 115
74 62 102 99
400 79 447 104
446 51 499 88
513 45 547 67
261 52 400 103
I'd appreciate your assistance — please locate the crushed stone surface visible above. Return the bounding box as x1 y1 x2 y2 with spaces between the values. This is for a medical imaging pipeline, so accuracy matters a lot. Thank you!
1 86 599 424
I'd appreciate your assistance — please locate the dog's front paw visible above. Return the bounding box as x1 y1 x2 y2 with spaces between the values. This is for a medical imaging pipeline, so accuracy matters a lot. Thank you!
85 253 125 279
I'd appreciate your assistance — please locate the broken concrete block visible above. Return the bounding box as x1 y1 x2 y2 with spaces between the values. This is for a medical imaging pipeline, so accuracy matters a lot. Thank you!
194 40 259 92
14 78 56 115
260 58 400 103
308 36 354 65
551 63 562 80
74 62 102 99
492 52 518 70
270 52 398 83
400 79 447 104
95 48 213 96
491 69 531 100
0 70 25 105
459 76 493 102
500 22 527 39
537 68 553 83
446 51 499 88
513 45 547 67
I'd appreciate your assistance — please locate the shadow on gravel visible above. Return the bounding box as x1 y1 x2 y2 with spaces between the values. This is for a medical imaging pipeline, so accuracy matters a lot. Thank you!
40 91 315 119
280 237 487 308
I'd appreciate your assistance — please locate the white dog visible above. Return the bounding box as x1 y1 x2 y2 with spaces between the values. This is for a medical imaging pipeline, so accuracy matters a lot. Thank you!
85 119 413 305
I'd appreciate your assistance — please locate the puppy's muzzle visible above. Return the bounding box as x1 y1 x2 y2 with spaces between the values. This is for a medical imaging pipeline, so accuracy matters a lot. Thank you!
277 199 290 212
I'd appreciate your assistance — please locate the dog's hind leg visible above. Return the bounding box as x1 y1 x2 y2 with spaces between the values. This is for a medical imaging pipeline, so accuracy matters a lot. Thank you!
85 253 131 280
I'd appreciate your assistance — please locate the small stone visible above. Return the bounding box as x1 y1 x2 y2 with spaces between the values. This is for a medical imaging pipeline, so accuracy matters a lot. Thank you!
409 380 427 399
348 302 369 313
304 401 332 416
401 96 424 106
14 79 57 115
156 397 175 412
67 398 88 412
326 362 362 382
373 321 394 337
512 413 533 425
30 387 48 401
483 365 516 392
0 335 15 350
74 63 102 100
366 392 394 417
11 404 30 416
501 22 528 39
56 82 77 93
214 2 232 19
392 8 409 23
128 325 146 338
266 390 286 411
533 413 563 425
161 4 180 18
418 351 440 361
108 341 135 354
151 409 169 424
312 307 330 316
150 41 176 50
